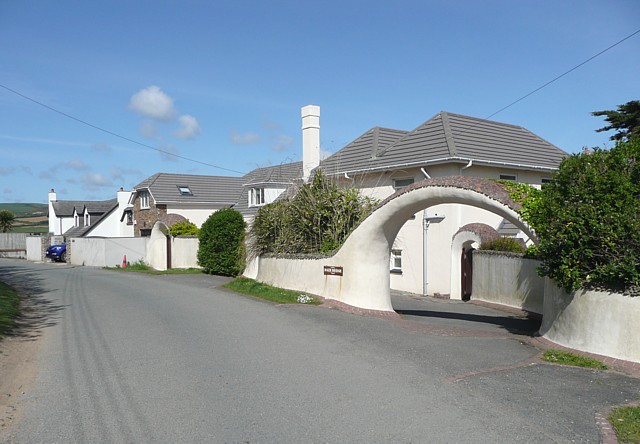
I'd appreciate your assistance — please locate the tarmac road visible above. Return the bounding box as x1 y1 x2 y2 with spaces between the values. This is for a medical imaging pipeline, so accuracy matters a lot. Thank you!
0 258 638 443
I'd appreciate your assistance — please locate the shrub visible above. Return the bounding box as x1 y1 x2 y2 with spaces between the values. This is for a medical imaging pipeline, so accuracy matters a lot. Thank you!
197 208 246 276
249 171 377 256
528 138 640 292
480 237 525 253
169 220 199 236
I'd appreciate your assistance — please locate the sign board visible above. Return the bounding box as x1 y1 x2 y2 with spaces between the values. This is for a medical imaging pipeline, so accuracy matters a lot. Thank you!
324 266 343 276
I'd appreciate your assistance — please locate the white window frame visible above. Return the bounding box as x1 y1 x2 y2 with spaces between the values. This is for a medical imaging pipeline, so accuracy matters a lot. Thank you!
139 190 150 209
393 178 414 191
250 187 265 207
390 249 403 273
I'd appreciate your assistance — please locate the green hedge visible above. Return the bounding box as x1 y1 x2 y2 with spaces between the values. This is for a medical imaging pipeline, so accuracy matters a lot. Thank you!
197 208 245 276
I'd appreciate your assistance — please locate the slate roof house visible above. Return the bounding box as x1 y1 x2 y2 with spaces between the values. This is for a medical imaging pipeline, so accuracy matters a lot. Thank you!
130 173 245 236
48 188 133 237
316 110 567 298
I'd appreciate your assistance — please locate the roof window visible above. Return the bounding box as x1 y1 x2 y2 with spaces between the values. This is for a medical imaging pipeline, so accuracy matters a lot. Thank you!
177 186 193 196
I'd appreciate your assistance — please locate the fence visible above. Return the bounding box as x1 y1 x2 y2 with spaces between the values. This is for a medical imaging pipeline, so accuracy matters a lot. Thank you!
0 233 27 258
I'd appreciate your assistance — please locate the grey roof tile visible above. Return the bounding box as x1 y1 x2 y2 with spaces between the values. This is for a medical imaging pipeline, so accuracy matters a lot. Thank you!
320 112 567 175
133 173 245 204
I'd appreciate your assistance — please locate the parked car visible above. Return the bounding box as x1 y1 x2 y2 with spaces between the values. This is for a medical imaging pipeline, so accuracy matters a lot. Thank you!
46 243 66 262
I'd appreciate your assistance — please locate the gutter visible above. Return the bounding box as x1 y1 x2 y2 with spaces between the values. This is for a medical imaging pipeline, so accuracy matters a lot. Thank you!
324 156 559 177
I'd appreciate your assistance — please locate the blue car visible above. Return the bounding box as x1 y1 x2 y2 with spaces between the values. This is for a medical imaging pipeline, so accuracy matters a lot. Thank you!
46 243 67 262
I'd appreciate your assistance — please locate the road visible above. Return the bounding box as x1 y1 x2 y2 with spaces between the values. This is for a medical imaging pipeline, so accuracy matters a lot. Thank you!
0 259 638 443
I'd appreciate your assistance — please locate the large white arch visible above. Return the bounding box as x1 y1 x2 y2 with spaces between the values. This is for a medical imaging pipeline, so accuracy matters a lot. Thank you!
249 178 535 313
321 179 535 311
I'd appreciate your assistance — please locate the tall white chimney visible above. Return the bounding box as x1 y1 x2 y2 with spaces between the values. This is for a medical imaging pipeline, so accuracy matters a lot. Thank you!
48 188 57 234
301 105 320 182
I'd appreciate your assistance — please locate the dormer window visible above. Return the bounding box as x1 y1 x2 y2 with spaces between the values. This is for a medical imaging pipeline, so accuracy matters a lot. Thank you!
177 185 193 196
250 188 265 206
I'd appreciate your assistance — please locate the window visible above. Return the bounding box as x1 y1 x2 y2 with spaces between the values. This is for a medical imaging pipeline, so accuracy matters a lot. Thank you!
250 188 265 206
393 178 414 190
541 178 552 184
126 212 133 225
139 190 150 209
499 174 517 182
140 229 152 237
390 249 402 273
84 213 90 227
177 185 193 196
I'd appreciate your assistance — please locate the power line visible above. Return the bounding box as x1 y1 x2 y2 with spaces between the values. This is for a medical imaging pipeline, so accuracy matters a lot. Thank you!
0 83 247 175
484 27 640 120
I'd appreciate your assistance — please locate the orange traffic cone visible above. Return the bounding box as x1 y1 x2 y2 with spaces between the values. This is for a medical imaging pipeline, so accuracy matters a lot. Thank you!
122 255 127 268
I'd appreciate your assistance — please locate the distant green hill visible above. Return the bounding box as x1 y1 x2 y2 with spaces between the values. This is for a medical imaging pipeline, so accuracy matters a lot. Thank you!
0 203 48 218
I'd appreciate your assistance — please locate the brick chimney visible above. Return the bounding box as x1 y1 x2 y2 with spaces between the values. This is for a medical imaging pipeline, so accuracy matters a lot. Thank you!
301 105 320 182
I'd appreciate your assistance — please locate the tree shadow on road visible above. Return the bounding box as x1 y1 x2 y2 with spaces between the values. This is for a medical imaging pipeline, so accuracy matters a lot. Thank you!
394 308 542 336
0 262 67 341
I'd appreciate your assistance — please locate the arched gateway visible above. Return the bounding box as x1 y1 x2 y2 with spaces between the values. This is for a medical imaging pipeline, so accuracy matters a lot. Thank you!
248 177 536 313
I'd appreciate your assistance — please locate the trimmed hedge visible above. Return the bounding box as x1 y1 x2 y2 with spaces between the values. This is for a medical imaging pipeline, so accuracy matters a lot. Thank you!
197 208 245 276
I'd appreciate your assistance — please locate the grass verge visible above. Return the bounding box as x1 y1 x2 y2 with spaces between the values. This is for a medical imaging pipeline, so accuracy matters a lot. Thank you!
609 405 640 444
541 349 608 370
224 277 321 305
103 260 203 275
0 281 21 338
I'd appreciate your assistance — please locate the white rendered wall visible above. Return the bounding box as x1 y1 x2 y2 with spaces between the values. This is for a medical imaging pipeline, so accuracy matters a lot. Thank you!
87 210 121 237
472 251 544 314
69 237 147 267
26 236 44 261
166 206 222 228
541 280 640 363
171 237 199 268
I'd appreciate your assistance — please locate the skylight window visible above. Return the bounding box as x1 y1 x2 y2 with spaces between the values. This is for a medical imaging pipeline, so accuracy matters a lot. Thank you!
178 186 193 196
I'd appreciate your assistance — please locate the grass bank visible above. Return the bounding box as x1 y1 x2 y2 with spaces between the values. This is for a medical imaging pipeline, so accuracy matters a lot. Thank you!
104 260 203 275
0 281 20 338
224 277 321 305
609 405 640 444
541 349 608 370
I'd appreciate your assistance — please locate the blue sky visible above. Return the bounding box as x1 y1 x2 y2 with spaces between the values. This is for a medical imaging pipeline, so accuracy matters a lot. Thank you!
1 0 639 204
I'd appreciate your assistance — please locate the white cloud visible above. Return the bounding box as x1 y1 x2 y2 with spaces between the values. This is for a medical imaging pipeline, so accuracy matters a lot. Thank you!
139 120 159 139
80 172 113 189
158 144 179 162
64 159 89 170
129 85 176 121
231 130 261 145
273 135 294 152
173 115 201 139
320 148 333 160
110 167 143 183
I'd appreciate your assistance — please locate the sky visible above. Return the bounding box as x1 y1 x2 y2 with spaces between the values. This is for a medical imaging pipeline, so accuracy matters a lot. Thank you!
1 0 639 204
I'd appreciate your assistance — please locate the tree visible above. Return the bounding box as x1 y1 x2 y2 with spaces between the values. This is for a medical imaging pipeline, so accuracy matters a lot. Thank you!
528 138 640 292
168 220 199 236
197 208 245 276
592 100 640 142
249 170 377 256
0 210 16 233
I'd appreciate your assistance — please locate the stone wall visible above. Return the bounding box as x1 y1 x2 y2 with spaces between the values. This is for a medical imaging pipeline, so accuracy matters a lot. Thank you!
133 193 167 236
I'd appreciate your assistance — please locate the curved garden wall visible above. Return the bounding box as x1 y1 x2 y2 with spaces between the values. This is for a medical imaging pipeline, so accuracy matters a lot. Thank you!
540 279 640 363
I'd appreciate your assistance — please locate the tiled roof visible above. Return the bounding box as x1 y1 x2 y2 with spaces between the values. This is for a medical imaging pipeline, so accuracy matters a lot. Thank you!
242 162 303 185
320 112 567 175
133 173 245 204
52 199 117 217
234 162 303 217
